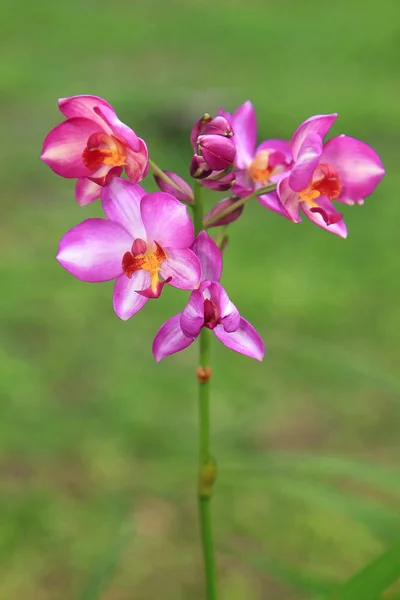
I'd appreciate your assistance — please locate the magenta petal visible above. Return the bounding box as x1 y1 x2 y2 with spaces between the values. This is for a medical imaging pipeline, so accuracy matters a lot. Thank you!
208 282 240 333
58 95 114 132
289 133 323 192
213 317 265 361
191 231 222 282
276 177 301 222
113 271 150 320
94 105 140 152
125 139 149 182
321 135 385 204
75 178 101 206
291 114 337 161
257 191 293 220
301 197 347 238
41 118 100 178
153 314 196 362
101 178 147 238
180 290 205 337
141 192 194 248
160 248 201 290
256 139 292 164
57 219 131 282
232 101 257 169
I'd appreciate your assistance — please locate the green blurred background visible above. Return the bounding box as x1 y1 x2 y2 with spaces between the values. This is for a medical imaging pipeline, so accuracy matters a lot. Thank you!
1 0 400 598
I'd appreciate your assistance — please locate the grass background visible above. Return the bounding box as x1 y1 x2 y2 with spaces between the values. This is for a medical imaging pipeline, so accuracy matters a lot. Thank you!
1 0 400 598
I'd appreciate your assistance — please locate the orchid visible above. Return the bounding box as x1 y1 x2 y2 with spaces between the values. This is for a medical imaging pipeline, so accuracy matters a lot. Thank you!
42 91 385 600
277 114 386 237
41 95 148 205
153 232 264 362
220 101 293 218
57 178 201 319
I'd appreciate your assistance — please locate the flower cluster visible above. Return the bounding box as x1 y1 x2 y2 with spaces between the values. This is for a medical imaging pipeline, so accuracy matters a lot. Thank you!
41 95 385 362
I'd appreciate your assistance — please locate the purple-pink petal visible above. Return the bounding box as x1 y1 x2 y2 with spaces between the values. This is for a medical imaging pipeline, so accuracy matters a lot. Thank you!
141 192 194 249
291 114 337 161
153 314 196 362
257 191 293 220
124 140 149 182
101 178 147 238
112 270 150 320
276 177 301 222
58 95 114 132
232 101 257 169
288 133 323 192
321 135 385 204
256 139 292 164
213 317 265 361
160 247 201 290
180 290 205 337
93 105 140 152
40 118 100 178
57 218 131 282
75 177 101 206
154 171 194 203
208 282 240 333
191 231 222 282
301 196 347 238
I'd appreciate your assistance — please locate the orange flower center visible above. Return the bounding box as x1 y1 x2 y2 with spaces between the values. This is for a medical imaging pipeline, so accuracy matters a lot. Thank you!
248 150 273 184
298 163 342 206
122 239 167 295
82 132 127 171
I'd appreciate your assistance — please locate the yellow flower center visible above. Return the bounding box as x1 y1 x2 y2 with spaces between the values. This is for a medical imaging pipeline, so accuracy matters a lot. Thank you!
299 163 342 206
82 133 127 171
122 239 167 294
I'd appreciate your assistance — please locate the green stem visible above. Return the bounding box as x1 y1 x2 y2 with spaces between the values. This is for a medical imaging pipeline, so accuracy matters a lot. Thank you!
203 182 277 228
193 181 218 600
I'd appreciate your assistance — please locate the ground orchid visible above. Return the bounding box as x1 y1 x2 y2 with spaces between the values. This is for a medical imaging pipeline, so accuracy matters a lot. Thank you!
41 95 148 205
277 114 385 236
221 101 293 217
153 232 265 362
57 178 201 319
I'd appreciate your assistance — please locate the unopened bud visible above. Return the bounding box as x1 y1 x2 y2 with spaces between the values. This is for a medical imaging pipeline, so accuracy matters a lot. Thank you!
201 171 236 191
197 134 236 171
203 115 233 138
154 171 194 204
190 113 212 150
204 197 244 227
190 154 212 179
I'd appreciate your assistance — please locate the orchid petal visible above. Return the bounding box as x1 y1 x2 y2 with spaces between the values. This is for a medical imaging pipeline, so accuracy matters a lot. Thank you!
154 171 194 203
125 139 149 182
94 105 140 152
41 118 100 178
191 231 222 282
75 178 101 206
153 314 196 362
101 178 147 238
58 95 114 132
289 133 323 191
141 192 194 248
291 114 337 160
301 196 347 238
232 101 257 168
256 139 292 164
213 317 265 361
321 135 385 204
57 219 130 282
208 282 240 333
160 248 201 290
276 177 301 222
257 191 293 220
180 290 205 337
113 270 150 320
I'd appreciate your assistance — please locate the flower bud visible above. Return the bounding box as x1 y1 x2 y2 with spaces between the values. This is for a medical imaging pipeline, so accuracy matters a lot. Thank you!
201 171 236 191
204 197 244 228
203 115 233 138
190 113 212 150
190 154 213 179
197 134 236 171
154 170 194 204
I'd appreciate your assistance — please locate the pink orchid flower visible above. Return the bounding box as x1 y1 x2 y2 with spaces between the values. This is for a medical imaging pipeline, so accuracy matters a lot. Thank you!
153 231 265 362
57 178 201 320
277 114 385 237
221 101 293 218
41 95 148 205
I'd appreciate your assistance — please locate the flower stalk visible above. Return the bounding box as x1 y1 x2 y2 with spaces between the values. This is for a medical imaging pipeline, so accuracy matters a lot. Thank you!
193 181 218 600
